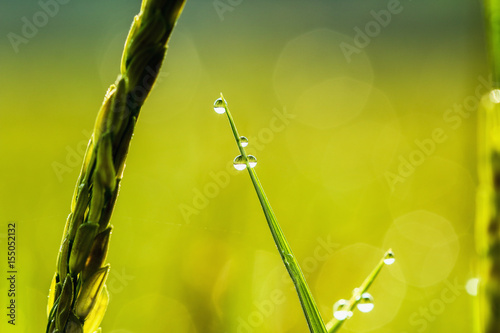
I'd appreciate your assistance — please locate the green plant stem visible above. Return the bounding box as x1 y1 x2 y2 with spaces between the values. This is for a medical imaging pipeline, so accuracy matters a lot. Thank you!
477 93 500 333
477 1 500 332
219 94 327 333
484 0 500 88
326 249 392 333
46 1 186 332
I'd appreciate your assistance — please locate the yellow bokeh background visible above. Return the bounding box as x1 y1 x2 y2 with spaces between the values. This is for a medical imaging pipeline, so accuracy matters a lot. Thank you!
0 0 486 332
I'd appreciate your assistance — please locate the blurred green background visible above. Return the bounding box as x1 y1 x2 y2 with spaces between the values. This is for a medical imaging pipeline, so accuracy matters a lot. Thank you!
0 0 487 332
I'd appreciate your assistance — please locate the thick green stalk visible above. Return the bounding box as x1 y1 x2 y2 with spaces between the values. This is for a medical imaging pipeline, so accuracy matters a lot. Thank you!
477 1 500 332
477 93 500 333
46 1 186 332
218 94 327 333
484 0 500 88
326 249 393 333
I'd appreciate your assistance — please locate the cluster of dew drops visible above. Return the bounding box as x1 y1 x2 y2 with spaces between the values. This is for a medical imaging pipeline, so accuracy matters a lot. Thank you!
333 250 396 321
214 97 258 170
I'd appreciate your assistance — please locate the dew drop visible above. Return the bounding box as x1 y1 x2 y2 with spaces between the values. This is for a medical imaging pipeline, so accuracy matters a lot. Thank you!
239 136 249 147
490 89 500 104
466 278 479 296
233 155 257 170
384 250 395 265
214 98 226 114
247 155 257 168
333 299 352 321
233 155 246 171
356 293 374 313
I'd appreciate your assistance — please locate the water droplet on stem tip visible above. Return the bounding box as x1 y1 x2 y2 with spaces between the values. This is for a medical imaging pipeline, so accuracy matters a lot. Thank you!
384 250 395 265
214 98 225 114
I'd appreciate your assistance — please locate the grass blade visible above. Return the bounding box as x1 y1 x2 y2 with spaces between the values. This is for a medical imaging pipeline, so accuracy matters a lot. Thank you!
216 94 327 333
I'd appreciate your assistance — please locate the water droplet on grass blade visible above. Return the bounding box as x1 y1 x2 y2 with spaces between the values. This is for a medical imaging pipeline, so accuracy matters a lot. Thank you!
356 293 374 313
233 155 246 170
214 98 225 114
333 299 352 320
384 250 395 265
233 155 257 170
239 136 249 147
247 155 257 168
